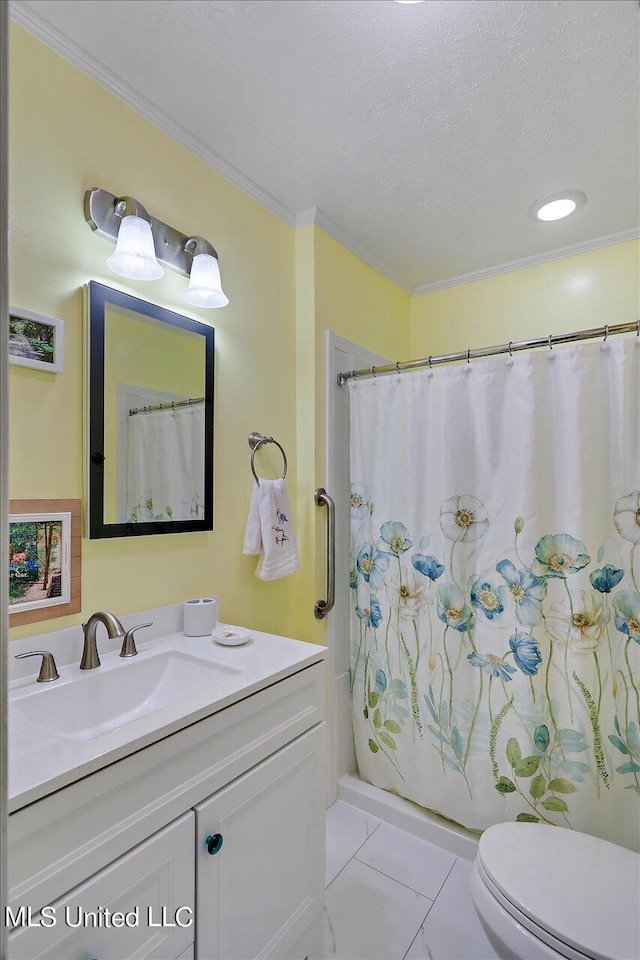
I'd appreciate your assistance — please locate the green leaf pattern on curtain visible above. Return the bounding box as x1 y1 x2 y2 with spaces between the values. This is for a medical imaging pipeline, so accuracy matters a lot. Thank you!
350 487 640 835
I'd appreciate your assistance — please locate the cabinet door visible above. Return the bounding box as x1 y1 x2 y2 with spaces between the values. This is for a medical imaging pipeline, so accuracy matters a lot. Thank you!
9 813 194 960
195 725 325 960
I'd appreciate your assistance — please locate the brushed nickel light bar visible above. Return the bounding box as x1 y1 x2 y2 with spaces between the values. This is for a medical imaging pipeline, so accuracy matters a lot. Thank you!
84 187 228 307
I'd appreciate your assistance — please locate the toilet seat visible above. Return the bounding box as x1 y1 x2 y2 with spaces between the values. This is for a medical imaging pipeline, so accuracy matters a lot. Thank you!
474 857 593 959
475 823 640 960
471 858 589 959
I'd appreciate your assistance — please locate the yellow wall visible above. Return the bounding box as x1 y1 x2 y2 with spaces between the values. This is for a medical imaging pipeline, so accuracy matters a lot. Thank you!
314 228 411 363
9 23 638 647
298 226 412 644
411 240 640 357
8 25 410 646
9 24 300 640
292 224 320 644
308 227 411 642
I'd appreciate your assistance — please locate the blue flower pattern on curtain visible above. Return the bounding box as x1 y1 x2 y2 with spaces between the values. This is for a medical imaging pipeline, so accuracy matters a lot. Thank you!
351 490 640 829
348 343 640 848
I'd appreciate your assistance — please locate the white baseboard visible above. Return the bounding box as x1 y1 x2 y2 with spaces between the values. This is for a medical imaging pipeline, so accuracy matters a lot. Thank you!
337 774 479 862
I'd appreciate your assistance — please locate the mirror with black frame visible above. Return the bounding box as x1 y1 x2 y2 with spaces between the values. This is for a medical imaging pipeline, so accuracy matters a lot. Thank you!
85 281 214 538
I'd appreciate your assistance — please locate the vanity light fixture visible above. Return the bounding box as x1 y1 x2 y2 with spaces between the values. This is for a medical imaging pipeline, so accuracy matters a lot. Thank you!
106 197 164 281
84 187 229 308
528 191 586 222
184 237 229 308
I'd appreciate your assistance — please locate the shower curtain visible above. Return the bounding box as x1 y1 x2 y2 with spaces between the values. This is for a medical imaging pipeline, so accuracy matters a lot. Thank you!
126 403 205 522
349 338 640 851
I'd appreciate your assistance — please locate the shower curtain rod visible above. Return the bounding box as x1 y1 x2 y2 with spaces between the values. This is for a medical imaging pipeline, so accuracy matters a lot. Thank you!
337 320 640 386
129 396 205 416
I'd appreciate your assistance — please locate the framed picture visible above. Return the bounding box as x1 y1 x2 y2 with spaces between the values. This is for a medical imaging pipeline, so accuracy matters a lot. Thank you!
9 500 81 626
9 306 63 373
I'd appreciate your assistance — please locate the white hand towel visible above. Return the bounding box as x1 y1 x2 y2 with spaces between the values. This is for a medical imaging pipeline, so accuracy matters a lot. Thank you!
242 482 262 555
243 478 298 580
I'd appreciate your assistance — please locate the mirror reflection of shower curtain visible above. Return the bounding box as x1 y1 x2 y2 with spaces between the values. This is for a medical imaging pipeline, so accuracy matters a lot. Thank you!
349 338 640 851
126 404 205 522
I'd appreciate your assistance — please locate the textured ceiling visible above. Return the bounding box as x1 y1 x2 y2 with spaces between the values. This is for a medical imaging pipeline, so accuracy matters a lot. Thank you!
11 0 640 290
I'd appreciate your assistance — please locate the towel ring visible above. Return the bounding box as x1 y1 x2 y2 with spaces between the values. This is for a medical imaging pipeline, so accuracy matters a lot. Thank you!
248 432 288 485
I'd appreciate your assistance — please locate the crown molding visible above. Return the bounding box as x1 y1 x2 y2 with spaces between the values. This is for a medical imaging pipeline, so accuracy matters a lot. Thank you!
11 0 412 291
9 0 298 227
412 227 640 296
296 207 413 294
10 2 639 299
295 207 318 228
313 209 413 293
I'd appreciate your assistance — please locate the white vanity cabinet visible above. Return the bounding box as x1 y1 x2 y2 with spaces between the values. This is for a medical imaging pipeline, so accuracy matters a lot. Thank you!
195 727 324 960
8 659 326 960
8 814 195 960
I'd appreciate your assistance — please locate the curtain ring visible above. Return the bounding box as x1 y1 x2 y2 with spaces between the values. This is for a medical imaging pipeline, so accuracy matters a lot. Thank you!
636 319 639 337
171 401 175 410
428 356 433 369
352 368 358 381
548 334 553 350
603 325 609 343
395 362 401 375
466 349 471 364
371 365 377 377
508 341 513 358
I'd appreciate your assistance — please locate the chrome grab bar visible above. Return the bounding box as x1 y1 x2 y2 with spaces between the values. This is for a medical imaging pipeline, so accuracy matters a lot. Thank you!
314 487 335 620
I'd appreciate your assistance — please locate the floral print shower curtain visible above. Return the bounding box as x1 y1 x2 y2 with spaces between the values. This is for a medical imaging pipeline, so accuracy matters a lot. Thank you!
349 338 640 850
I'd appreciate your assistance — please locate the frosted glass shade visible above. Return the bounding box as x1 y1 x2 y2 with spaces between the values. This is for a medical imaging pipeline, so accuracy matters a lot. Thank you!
107 215 164 281
183 253 229 308
536 198 576 221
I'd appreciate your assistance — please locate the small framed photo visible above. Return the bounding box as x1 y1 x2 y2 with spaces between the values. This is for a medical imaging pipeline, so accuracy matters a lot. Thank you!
9 500 81 626
9 306 63 373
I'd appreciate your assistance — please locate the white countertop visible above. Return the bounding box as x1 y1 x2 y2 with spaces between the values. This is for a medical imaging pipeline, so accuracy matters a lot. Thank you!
9 623 326 812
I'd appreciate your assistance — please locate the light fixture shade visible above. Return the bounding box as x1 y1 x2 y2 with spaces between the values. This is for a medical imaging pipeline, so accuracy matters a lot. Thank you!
536 199 576 221
183 253 229 308
528 191 586 223
107 215 164 281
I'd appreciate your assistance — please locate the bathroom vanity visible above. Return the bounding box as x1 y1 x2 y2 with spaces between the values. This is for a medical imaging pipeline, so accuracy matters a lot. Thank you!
7 609 326 960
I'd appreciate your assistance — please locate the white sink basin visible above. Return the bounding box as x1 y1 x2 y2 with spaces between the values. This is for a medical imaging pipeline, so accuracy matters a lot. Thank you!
12 650 242 742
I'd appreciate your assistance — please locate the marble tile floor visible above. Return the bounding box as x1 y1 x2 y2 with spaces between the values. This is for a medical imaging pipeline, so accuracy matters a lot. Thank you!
324 800 500 960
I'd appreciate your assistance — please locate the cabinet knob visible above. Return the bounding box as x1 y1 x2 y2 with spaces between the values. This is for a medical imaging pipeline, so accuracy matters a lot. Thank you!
206 833 223 855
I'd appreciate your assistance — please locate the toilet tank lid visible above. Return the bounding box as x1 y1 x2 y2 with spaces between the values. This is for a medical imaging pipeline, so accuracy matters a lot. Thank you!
478 823 640 960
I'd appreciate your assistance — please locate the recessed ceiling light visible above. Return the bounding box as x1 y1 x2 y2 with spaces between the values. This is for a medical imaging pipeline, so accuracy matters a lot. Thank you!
528 191 587 222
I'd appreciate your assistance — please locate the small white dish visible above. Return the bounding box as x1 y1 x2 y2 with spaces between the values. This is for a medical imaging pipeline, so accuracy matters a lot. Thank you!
213 626 252 646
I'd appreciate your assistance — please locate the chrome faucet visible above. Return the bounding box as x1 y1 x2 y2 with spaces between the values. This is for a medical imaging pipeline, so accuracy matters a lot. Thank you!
80 610 126 670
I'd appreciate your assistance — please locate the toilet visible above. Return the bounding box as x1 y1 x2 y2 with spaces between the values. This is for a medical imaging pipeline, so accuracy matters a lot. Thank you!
470 822 640 960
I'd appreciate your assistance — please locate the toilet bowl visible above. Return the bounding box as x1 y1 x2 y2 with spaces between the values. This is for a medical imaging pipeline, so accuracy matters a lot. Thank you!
470 822 640 960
